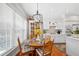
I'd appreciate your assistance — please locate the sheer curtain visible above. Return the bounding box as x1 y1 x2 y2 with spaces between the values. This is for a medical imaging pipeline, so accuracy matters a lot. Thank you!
0 4 27 55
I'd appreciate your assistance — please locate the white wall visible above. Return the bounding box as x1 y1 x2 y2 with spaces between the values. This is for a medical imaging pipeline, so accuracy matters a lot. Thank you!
0 4 13 29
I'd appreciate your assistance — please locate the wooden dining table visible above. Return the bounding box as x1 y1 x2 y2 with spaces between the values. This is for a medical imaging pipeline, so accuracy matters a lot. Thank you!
29 41 43 49
28 41 43 55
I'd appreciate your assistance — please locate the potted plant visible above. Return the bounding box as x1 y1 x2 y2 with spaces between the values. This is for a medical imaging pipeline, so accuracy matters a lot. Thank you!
74 28 79 34
73 27 79 38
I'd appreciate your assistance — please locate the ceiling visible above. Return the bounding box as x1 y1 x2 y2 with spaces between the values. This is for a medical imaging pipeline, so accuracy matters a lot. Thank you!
21 3 79 19
7 3 79 29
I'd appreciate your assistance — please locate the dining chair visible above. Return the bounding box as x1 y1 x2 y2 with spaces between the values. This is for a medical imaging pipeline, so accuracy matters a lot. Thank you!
36 36 53 56
43 39 53 56
16 37 34 56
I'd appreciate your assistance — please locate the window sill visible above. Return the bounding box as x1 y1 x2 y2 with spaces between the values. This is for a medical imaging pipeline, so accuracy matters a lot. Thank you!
0 47 19 56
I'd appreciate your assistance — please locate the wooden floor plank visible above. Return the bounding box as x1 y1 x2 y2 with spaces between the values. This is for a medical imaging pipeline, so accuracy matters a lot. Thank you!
51 45 66 56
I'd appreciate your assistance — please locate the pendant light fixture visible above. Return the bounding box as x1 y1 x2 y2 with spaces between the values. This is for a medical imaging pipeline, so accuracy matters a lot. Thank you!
33 3 43 22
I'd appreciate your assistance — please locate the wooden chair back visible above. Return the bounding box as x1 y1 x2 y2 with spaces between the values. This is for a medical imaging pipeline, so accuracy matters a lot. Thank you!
17 37 23 55
43 36 53 56
17 37 35 56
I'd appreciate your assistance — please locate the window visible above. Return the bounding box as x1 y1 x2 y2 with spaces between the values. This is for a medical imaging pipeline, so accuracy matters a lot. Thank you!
0 4 27 55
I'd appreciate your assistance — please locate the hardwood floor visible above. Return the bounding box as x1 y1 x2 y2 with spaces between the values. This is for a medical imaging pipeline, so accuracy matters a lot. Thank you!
54 43 66 53
51 45 66 56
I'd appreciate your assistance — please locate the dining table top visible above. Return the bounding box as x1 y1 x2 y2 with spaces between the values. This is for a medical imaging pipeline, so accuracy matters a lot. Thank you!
29 41 43 48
